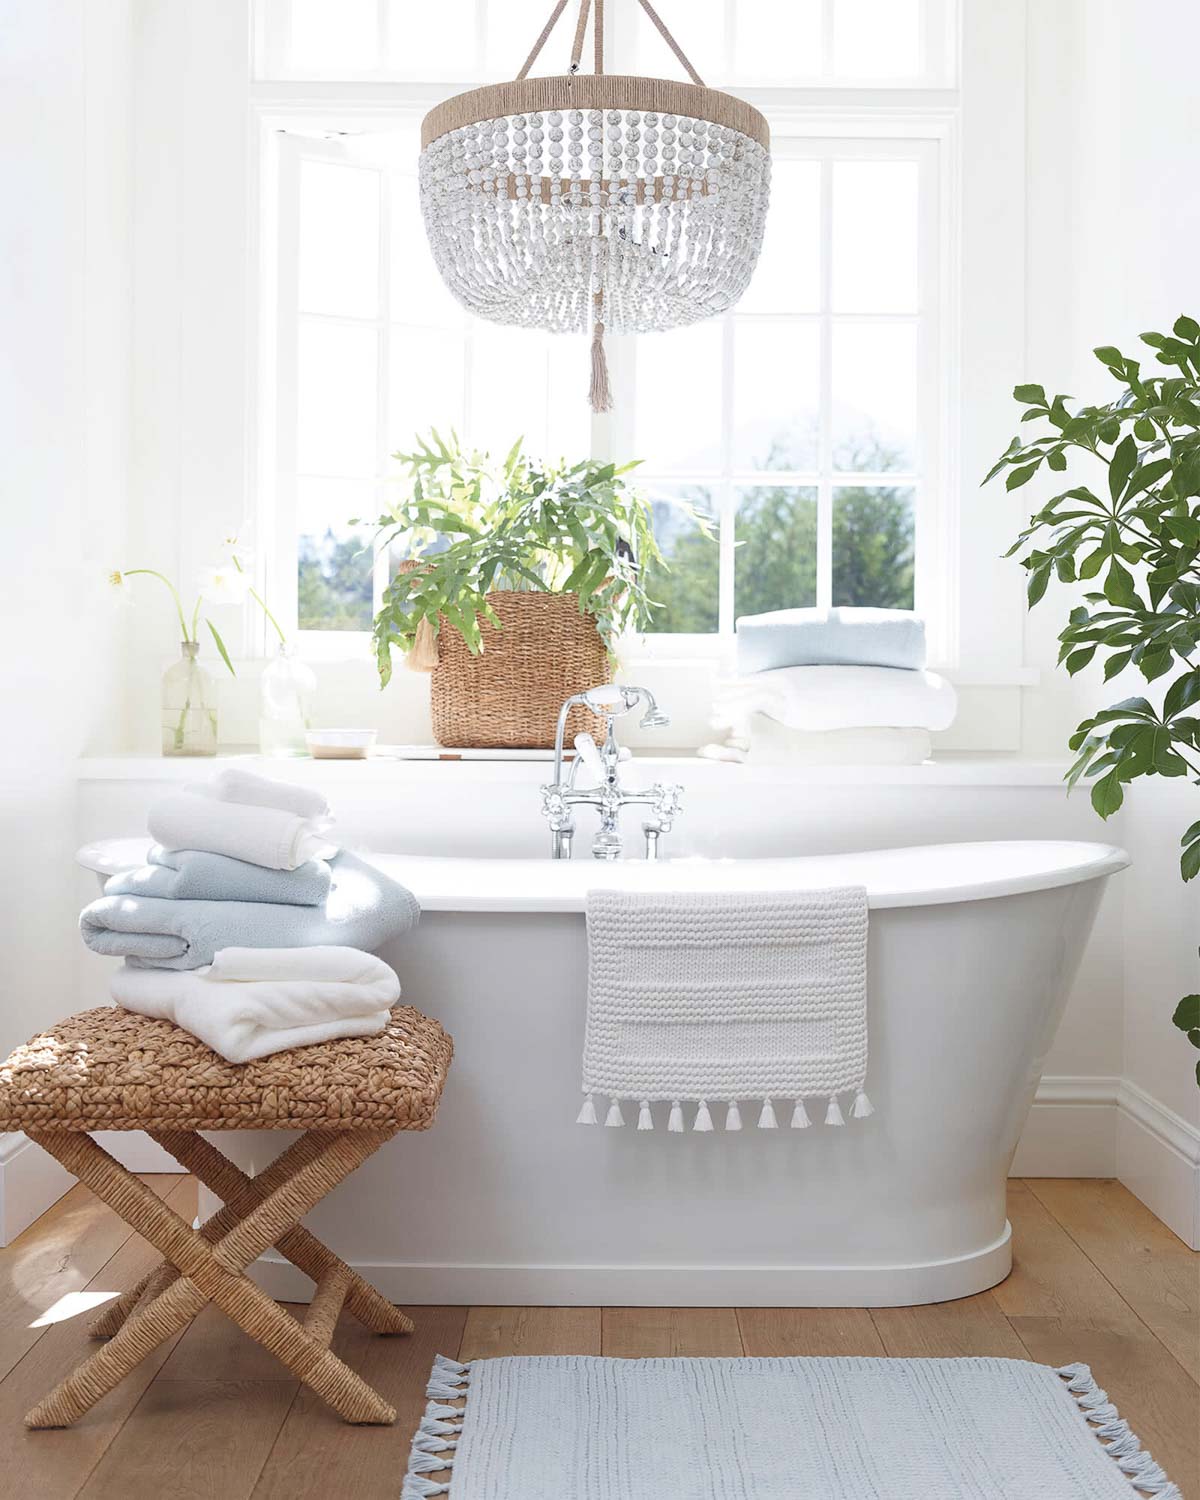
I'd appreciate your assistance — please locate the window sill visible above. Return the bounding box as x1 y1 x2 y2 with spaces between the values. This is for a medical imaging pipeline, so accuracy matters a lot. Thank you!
77 750 1070 789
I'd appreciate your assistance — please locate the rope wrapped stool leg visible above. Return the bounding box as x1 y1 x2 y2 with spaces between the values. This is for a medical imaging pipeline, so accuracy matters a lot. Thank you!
25 1129 399 1428
90 1129 351 1337
150 1128 412 1335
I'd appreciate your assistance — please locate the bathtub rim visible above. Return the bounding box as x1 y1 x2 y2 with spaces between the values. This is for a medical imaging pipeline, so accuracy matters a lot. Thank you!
78 836 1129 912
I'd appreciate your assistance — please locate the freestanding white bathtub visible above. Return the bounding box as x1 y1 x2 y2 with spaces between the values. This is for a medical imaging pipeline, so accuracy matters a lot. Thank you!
80 836 1127 1307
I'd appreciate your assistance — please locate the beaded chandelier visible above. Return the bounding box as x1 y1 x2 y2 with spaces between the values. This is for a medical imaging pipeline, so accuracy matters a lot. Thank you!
419 0 771 411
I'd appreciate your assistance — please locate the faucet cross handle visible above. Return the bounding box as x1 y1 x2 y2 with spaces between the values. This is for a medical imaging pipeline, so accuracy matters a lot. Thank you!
540 785 573 830
648 781 683 827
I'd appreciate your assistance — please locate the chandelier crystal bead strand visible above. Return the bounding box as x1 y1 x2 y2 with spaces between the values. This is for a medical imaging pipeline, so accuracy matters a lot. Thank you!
419 0 771 410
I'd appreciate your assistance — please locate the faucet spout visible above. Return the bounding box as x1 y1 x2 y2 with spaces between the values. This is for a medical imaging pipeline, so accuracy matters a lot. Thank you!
542 685 681 860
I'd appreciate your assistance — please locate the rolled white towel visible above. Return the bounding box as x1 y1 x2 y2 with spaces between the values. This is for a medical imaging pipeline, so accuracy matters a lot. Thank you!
110 946 400 1064
714 664 957 736
148 792 337 871
206 766 329 821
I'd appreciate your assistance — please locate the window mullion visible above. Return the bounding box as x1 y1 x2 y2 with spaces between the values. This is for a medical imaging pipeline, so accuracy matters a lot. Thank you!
718 313 736 635
817 155 834 610
373 168 393 613
272 135 303 641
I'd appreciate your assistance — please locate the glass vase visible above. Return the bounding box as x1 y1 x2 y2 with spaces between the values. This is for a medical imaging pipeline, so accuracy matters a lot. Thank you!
259 642 316 757
161 641 218 756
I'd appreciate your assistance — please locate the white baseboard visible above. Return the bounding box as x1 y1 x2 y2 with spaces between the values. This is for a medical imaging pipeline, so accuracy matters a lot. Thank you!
0 1130 184 1247
1115 1080 1200 1250
94 1132 187 1173
0 1132 73 1246
1012 1075 1120 1177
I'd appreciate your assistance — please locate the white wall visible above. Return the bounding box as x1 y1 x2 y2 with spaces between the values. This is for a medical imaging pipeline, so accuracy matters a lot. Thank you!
0 0 135 1057
1018 0 1200 1237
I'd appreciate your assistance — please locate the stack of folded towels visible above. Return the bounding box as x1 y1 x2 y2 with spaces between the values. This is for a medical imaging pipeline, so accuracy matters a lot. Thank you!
710 607 957 766
80 768 420 1063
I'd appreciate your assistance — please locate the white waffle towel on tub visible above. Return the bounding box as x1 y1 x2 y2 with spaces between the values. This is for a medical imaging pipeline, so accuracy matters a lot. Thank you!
578 887 872 1133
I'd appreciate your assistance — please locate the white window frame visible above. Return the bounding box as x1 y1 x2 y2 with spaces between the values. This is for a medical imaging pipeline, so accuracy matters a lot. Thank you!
256 93 957 666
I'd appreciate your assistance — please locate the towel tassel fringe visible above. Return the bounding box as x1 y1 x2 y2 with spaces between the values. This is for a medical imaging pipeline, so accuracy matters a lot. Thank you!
825 1095 845 1127
758 1098 778 1129
693 1100 713 1132
790 1098 810 1129
576 1094 598 1126
852 1089 875 1119
605 1097 625 1128
725 1101 742 1131
668 1099 684 1132
637 1099 654 1130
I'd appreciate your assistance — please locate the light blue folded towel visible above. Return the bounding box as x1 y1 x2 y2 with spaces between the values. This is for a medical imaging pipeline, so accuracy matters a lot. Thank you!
80 852 419 970
104 845 333 907
736 606 927 675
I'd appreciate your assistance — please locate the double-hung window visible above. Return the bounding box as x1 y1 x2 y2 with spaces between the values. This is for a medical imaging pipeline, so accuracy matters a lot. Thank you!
256 0 957 662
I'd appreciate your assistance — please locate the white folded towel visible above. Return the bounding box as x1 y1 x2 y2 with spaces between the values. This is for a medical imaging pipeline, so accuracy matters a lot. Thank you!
208 767 329 821
110 945 399 1063
148 790 337 871
746 719 933 766
714 664 957 736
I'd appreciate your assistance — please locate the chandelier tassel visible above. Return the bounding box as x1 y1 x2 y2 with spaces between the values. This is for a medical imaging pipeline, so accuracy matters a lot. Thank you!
589 321 612 413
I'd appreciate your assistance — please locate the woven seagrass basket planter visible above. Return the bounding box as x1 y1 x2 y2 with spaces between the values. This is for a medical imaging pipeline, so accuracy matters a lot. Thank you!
431 590 608 749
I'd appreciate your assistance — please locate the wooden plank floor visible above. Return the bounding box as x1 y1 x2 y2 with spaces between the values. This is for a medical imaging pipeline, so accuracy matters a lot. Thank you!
0 1178 1194 1497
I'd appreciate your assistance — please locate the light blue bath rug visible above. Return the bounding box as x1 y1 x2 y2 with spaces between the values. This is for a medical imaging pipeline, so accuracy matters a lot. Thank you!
404 1353 1179 1499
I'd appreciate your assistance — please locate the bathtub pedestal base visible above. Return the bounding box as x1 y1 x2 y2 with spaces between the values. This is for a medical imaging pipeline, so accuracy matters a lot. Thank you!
246 1219 1014 1310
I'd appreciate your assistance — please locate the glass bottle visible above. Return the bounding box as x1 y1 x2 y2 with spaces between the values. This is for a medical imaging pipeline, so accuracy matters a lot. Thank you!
161 641 218 756
259 641 316 757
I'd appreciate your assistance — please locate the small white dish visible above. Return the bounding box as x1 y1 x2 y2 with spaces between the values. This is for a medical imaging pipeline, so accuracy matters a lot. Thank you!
305 728 377 760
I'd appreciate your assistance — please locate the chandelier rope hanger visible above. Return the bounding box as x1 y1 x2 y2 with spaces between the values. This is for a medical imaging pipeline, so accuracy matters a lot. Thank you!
419 0 771 411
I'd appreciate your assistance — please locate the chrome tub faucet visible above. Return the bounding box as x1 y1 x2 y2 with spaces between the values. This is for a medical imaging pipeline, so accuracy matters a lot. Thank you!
541 685 683 860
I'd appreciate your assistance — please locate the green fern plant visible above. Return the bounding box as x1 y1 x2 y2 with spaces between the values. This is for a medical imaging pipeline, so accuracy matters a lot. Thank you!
363 431 667 687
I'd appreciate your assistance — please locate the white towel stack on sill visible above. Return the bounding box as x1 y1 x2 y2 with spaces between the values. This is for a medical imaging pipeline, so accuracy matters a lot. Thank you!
708 607 957 766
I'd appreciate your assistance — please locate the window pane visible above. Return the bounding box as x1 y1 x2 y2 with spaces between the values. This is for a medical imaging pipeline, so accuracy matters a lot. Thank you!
546 337 594 460
296 478 375 631
831 321 918 471
297 320 378 476
736 0 822 81
299 161 379 319
388 325 466 452
468 324 592 460
833 0 921 78
484 0 564 75
734 485 818 617
626 0 724 80
286 0 377 73
739 159 821 314
391 172 462 328
832 484 915 608
387 0 477 77
635 323 723 473
641 484 719 634
832 160 918 314
732 323 819 471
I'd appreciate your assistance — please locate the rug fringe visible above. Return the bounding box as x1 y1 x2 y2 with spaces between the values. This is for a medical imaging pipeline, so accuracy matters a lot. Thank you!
406 1358 473 1499
1056 1364 1182 1497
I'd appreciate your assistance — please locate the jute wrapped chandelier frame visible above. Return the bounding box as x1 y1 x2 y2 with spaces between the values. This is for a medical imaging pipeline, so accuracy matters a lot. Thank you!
419 0 771 410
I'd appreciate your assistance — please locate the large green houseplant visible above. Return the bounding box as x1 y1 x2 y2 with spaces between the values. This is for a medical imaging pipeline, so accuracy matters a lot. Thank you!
985 316 1200 1081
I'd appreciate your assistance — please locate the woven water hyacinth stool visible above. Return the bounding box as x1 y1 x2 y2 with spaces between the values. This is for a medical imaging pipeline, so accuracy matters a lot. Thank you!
0 1004 452 1430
